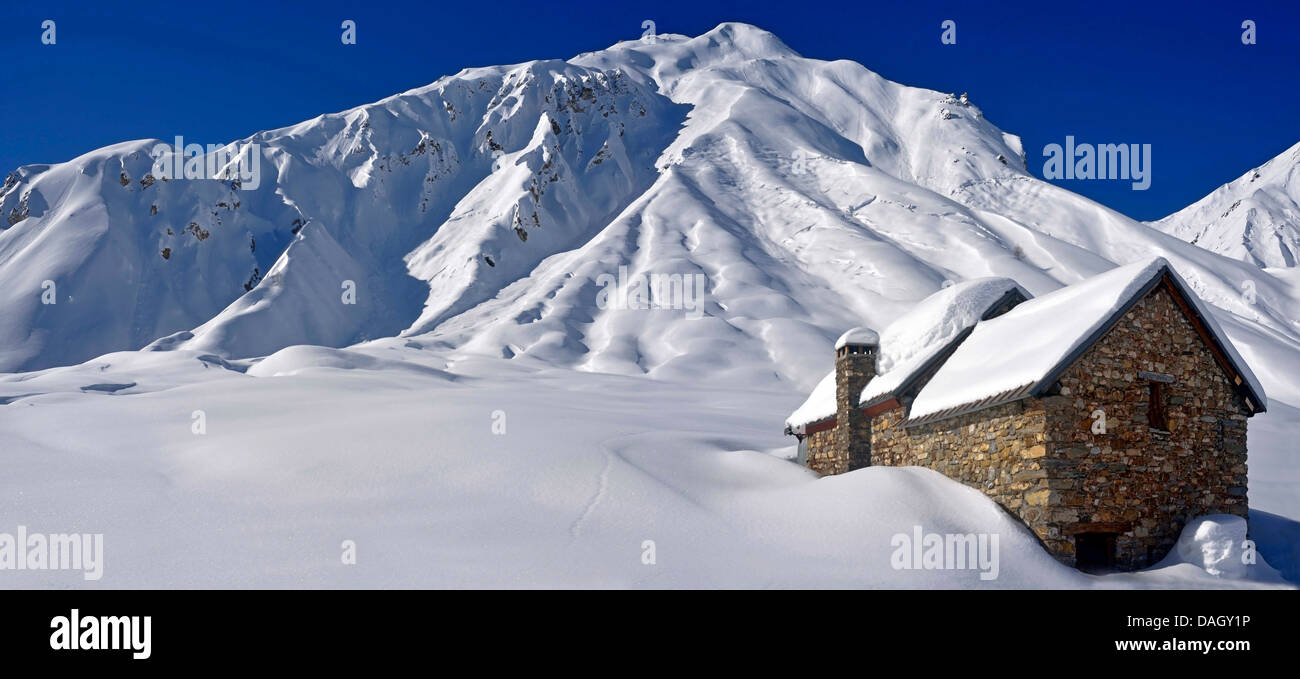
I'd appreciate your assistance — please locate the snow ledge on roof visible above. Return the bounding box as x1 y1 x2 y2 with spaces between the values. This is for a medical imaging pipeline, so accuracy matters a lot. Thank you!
907 257 1267 424
784 368 836 431
835 326 879 349
861 277 1029 405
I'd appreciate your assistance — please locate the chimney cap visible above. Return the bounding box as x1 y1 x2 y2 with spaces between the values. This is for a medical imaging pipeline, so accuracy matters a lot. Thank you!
835 326 879 349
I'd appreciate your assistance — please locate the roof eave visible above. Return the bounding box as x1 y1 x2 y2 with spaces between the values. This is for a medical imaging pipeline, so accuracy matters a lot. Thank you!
1029 265 1267 413
857 289 1027 410
905 382 1037 427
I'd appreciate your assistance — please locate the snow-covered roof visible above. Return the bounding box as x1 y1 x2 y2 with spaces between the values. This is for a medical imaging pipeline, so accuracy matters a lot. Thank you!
860 278 1029 405
786 260 1267 434
834 326 879 349
907 258 1267 423
785 278 1028 432
784 369 837 432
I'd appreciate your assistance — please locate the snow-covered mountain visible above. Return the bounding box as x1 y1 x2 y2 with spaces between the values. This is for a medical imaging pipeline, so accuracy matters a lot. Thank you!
1150 141 1300 270
4 22 1300 589
3 22 1299 402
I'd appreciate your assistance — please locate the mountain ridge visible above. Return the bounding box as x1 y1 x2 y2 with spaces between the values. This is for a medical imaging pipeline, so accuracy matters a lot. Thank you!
2 22 1298 405
1150 140 1300 270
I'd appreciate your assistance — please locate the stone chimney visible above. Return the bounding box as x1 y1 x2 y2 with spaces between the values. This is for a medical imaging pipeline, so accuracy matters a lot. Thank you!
832 327 878 474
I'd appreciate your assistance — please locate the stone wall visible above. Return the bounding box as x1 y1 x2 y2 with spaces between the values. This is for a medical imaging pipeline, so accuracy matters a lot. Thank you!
803 423 840 475
873 398 1052 544
804 344 875 476
1037 283 1250 569
865 282 1250 570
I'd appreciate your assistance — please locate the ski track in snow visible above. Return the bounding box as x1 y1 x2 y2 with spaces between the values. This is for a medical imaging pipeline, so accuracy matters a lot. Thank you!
569 443 615 541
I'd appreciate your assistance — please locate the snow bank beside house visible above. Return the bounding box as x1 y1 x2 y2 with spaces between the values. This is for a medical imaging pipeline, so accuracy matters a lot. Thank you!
1175 516 1255 577
0 347 1075 588
1133 515 1286 584
1 347 1292 588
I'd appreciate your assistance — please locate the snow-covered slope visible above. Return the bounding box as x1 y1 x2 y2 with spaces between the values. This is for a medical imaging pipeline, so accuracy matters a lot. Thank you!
0 345 1291 587
3 23 1299 588
0 60 685 372
3 22 1300 405
1151 141 1300 269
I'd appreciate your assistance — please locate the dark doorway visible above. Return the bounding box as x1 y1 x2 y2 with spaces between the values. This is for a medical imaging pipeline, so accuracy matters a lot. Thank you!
1075 533 1118 572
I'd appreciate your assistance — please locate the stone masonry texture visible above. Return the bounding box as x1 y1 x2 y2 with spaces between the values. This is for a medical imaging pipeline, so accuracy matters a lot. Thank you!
804 282 1253 570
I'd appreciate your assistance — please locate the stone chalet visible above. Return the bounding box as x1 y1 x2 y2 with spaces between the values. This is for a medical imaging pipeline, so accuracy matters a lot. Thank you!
784 258 1267 571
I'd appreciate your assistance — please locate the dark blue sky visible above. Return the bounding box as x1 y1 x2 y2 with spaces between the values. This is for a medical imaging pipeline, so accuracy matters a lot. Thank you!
2 0 1296 220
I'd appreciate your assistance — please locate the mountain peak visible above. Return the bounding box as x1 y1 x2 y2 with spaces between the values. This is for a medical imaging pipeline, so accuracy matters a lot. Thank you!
1151 140 1300 268
692 22 797 56
2 25 1298 394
